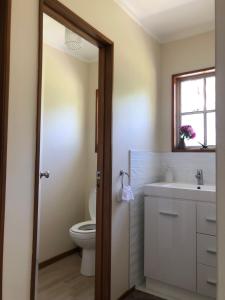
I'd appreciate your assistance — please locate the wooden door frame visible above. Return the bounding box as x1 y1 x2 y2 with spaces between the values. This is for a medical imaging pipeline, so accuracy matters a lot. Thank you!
31 1 113 300
0 0 11 299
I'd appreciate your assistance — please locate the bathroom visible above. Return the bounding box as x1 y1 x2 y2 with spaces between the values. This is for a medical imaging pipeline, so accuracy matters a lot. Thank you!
123 0 216 299
2 0 223 300
24 2 217 300
37 14 98 300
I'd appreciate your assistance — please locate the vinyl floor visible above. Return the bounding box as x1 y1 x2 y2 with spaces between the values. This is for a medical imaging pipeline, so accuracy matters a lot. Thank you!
37 253 94 300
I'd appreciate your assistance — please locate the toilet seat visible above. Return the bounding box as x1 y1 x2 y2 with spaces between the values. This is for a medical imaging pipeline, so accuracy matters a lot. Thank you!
70 220 96 234
69 189 96 276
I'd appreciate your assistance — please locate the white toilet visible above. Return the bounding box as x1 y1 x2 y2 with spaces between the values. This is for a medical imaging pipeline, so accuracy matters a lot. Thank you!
69 189 96 277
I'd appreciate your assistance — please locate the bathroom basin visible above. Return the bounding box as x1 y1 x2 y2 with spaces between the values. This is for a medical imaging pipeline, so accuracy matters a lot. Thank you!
144 182 216 202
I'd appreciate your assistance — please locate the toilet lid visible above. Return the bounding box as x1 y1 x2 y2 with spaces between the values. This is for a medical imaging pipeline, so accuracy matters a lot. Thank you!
89 188 96 221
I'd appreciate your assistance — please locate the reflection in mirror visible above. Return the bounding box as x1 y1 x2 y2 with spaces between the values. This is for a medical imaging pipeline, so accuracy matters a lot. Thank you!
37 13 98 300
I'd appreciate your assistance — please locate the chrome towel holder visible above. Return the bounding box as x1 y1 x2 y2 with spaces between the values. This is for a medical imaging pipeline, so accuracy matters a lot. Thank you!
120 170 130 188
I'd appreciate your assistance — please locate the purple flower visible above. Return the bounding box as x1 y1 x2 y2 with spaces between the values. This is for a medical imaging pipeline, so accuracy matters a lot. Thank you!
180 125 196 140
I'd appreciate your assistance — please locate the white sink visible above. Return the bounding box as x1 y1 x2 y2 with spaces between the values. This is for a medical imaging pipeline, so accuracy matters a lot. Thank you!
144 182 216 202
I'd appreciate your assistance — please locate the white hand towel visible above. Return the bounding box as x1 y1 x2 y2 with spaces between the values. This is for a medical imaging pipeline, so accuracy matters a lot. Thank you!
121 185 134 202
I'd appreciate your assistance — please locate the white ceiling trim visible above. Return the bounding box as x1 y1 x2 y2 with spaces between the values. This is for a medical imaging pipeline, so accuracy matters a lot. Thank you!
114 0 160 42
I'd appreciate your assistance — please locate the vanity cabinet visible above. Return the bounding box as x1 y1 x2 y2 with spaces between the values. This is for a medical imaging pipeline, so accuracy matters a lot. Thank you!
145 196 217 299
144 197 196 292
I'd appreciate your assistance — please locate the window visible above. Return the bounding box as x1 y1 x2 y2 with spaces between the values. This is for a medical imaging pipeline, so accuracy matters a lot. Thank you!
172 68 216 151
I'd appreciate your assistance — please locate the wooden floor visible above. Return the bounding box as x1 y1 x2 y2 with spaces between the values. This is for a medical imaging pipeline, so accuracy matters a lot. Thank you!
122 290 165 300
37 253 165 300
38 254 94 300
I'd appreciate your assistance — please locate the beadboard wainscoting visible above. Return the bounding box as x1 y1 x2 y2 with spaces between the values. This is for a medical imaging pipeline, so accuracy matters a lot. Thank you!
129 151 216 288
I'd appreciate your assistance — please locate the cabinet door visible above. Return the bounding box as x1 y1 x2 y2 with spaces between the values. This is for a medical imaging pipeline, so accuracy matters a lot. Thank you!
144 197 196 292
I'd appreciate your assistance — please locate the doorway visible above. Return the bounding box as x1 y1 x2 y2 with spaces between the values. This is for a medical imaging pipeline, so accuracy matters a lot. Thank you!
31 1 113 300
0 1 11 299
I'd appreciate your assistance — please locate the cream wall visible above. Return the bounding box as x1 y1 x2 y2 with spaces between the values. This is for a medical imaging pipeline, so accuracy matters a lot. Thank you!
3 0 160 299
160 31 215 152
39 44 92 262
3 1 38 299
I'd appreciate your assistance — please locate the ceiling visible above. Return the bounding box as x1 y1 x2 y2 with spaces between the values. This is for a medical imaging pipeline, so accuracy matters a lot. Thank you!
43 14 98 62
115 0 215 43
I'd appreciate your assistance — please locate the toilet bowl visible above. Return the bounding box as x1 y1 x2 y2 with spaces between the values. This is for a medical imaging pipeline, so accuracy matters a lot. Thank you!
69 189 96 276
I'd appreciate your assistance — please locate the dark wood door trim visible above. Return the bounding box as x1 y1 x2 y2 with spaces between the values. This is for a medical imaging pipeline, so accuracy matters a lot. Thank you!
31 1 113 300
0 0 11 299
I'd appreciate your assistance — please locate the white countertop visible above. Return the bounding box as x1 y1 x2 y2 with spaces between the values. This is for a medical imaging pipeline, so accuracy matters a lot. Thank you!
144 182 216 202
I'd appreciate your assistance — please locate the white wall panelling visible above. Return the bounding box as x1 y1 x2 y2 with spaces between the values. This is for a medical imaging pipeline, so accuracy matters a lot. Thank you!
129 151 161 287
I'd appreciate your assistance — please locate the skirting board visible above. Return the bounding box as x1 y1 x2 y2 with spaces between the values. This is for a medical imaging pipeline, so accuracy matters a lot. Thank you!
137 279 213 300
39 247 81 269
118 286 135 299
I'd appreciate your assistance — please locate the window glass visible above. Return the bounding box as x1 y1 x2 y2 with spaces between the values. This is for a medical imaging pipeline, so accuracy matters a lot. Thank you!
207 112 216 145
181 79 204 113
181 114 204 146
174 69 216 150
206 76 216 110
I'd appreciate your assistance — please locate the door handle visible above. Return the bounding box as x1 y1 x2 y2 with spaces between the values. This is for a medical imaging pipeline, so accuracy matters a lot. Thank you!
40 171 50 179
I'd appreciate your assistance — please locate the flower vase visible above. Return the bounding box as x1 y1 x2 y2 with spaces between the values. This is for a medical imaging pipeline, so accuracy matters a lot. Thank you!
178 138 185 149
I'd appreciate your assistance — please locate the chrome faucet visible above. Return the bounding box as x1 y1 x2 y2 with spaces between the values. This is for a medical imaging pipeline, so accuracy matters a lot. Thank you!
195 169 204 185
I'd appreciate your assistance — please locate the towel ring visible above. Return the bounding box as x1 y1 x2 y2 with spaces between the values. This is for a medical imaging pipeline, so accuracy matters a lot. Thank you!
120 170 130 188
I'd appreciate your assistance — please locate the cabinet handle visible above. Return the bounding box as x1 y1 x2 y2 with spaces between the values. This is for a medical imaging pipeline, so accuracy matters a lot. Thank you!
206 217 216 223
206 248 217 255
207 279 217 286
159 211 178 217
